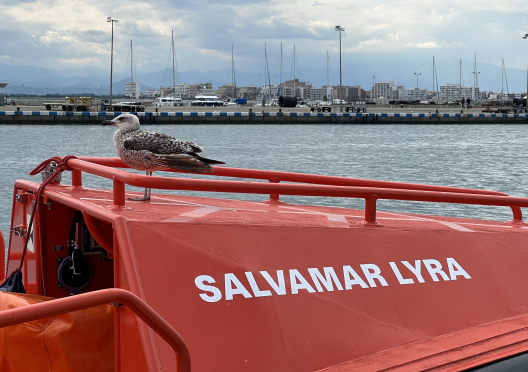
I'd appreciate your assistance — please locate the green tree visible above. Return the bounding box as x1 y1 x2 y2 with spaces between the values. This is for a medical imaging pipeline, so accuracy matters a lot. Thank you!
323 95 328 101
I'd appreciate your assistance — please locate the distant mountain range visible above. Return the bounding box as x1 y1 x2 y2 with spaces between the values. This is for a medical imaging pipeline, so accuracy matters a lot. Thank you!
0 57 526 95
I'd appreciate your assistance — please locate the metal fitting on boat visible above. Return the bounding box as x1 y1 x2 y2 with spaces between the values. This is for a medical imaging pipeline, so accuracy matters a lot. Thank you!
41 161 62 183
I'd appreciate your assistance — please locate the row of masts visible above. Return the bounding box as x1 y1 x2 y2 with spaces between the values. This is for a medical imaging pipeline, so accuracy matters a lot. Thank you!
431 55 509 100
130 36 512 101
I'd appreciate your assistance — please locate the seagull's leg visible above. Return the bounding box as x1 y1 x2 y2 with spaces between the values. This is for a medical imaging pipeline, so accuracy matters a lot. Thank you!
128 170 152 201
147 170 153 200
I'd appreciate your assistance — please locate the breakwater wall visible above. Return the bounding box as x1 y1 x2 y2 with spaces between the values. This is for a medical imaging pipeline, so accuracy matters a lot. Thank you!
1 111 528 124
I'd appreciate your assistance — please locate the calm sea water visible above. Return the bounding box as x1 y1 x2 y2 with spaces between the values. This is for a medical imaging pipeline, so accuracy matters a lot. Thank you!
1 124 527 246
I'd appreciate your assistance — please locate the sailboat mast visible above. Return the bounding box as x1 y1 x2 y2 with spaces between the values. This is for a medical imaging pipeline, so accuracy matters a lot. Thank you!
280 42 283 96
293 44 296 99
265 43 271 99
432 56 434 97
171 30 176 98
473 53 477 100
501 59 504 96
327 51 330 101
327 51 330 86
459 58 462 101
232 45 236 99
130 40 133 83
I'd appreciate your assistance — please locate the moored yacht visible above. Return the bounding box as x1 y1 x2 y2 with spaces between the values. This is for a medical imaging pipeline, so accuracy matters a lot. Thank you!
191 88 223 106
152 96 184 107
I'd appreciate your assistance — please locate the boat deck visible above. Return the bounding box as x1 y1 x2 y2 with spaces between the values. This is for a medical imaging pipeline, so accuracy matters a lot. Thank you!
42 184 528 234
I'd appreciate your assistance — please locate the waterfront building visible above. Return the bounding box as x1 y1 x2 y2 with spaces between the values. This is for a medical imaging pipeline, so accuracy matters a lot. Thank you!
237 85 259 100
281 79 311 100
0 82 8 106
159 86 174 97
311 86 334 101
439 84 478 100
174 83 190 99
144 89 158 98
371 81 399 100
259 84 279 98
401 87 428 100
347 86 368 101
333 86 350 102
216 84 237 99
125 81 140 99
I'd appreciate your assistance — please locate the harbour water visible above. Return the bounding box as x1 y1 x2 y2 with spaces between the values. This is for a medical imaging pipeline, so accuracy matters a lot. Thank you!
1 123 527 246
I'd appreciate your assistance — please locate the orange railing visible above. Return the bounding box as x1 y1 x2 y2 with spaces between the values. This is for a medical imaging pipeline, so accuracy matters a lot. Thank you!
0 288 190 372
65 157 526 225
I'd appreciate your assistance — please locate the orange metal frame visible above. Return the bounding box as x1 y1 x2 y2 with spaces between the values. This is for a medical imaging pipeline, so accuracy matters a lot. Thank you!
0 289 190 372
71 157 526 225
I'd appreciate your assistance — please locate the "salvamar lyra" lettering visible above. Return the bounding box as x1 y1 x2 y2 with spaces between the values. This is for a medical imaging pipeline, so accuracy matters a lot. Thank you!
194 257 471 303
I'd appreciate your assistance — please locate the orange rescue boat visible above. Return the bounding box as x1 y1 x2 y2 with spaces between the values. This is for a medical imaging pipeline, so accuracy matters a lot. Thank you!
1 156 528 371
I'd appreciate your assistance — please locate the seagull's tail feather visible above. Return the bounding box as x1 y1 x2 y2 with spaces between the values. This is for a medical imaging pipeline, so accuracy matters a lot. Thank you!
151 153 221 173
193 154 225 165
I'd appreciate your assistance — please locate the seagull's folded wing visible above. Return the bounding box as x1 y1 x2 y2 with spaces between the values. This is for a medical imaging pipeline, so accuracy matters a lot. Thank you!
150 153 214 173
124 132 203 154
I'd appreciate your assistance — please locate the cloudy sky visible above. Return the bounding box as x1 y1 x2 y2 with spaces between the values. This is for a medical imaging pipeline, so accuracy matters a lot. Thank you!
1 0 528 83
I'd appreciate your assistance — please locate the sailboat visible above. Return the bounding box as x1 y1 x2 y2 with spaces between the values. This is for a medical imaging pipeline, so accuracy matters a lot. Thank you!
153 30 183 107
223 45 238 106
115 40 145 112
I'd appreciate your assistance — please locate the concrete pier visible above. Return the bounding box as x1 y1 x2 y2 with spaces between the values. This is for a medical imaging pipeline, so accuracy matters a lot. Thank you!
0 106 526 124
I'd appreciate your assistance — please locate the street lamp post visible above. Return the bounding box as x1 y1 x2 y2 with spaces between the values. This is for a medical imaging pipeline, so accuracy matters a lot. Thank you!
335 25 345 112
107 17 118 108
21 84 24 101
414 73 422 89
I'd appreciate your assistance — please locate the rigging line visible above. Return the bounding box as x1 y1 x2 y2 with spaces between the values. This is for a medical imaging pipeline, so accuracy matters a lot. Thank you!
258 46 266 88
161 44 173 89
172 30 180 87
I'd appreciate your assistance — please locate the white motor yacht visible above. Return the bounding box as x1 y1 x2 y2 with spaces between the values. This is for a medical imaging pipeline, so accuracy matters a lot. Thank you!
153 96 184 107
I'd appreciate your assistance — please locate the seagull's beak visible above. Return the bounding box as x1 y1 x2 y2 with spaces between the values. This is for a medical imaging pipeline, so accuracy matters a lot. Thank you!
101 120 115 126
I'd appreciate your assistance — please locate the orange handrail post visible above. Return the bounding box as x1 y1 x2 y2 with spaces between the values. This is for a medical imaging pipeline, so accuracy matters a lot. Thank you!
71 169 82 187
364 195 378 225
0 288 190 372
268 177 280 203
113 179 126 207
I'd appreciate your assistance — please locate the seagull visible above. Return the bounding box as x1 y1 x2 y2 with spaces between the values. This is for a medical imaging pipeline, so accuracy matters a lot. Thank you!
102 113 224 201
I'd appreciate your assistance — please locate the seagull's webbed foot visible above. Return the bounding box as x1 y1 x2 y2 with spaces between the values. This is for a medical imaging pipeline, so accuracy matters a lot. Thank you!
128 196 151 201
128 182 151 201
